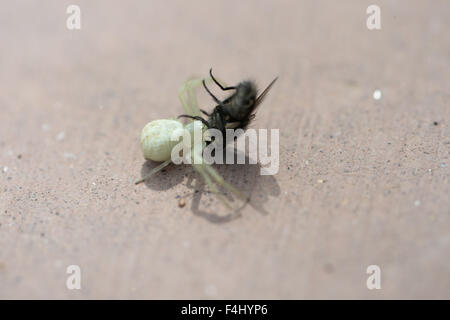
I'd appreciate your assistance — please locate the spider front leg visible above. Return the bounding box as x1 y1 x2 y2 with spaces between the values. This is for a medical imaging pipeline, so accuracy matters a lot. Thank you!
191 145 249 208
178 73 228 118
178 78 205 117
194 163 232 210
203 164 249 202
178 76 218 118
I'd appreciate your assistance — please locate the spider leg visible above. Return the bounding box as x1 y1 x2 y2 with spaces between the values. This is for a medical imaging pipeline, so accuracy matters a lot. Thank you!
191 148 233 209
203 164 249 202
135 159 172 184
194 164 232 210
209 68 236 91
178 78 206 117
200 109 210 116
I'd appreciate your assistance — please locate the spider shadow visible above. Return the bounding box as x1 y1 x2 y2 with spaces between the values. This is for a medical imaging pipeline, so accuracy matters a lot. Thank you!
139 150 280 224
139 160 186 191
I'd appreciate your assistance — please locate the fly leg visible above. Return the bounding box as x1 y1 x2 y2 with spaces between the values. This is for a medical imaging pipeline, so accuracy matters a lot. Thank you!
209 68 236 91
177 115 210 128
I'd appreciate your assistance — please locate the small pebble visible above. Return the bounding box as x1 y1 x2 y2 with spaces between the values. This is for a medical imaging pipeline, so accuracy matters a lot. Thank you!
2 166 8 173
440 163 446 168
373 89 382 100
56 131 65 141
63 152 77 160
178 198 186 208
414 200 421 207
433 121 439 126
317 179 325 183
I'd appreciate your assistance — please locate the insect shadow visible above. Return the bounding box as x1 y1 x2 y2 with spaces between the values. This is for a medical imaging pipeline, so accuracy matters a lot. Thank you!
139 150 280 224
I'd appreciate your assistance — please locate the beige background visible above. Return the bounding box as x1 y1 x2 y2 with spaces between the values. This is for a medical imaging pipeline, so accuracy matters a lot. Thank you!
0 0 449 299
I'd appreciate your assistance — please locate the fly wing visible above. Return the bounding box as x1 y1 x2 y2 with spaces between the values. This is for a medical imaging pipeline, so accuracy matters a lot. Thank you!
254 77 278 110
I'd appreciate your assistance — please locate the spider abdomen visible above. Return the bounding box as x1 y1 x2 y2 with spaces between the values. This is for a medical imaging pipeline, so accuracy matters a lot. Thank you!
140 119 183 161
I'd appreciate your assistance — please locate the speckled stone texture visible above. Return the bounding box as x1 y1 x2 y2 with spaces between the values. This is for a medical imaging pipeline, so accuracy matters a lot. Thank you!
0 0 449 299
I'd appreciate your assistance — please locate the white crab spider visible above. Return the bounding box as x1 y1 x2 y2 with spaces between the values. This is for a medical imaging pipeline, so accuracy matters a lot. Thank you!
135 77 247 209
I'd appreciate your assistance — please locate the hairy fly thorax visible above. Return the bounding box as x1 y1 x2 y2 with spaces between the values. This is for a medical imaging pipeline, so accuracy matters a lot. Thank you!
223 80 257 121
211 80 258 134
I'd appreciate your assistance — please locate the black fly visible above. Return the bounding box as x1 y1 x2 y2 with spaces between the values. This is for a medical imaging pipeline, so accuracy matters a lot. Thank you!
179 68 277 144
